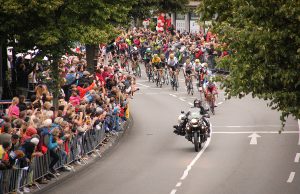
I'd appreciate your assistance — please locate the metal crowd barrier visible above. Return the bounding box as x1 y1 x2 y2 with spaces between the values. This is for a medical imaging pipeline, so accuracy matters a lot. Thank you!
0 117 128 194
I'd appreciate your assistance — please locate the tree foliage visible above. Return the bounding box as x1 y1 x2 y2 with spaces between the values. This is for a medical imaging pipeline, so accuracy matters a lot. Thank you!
198 0 300 124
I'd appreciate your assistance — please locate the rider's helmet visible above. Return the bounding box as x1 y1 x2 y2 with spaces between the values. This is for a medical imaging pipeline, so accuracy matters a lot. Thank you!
195 59 200 64
170 53 175 59
133 46 137 51
146 48 151 53
153 54 158 58
207 77 215 89
160 53 165 59
194 99 202 108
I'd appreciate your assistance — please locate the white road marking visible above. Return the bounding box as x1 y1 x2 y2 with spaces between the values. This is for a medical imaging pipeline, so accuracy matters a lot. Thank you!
180 125 212 181
169 94 177 97
217 102 223 105
170 125 212 194
294 153 300 163
170 189 177 194
248 133 261 145
287 172 295 183
188 102 193 106
136 83 150 88
298 119 300 145
179 98 186 102
212 131 298 134
213 125 297 128
150 88 163 90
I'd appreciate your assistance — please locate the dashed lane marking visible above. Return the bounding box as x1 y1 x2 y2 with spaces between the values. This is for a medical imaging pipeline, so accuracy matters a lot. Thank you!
175 182 182 187
287 172 295 183
294 153 300 163
179 98 186 102
188 102 193 106
298 119 300 145
169 124 212 194
169 94 177 97
212 131 298 134
213 125 297 128
170 189 177 194
136 83 150 88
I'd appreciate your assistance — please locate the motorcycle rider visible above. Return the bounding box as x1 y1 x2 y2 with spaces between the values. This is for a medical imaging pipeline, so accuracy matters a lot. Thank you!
193 99 211 137
173 99 211 138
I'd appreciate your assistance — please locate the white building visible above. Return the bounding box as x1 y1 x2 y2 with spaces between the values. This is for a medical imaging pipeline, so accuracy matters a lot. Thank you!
171 1 204 33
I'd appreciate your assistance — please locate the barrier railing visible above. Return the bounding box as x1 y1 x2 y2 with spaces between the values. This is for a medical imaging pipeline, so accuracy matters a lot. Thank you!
0 117 129 194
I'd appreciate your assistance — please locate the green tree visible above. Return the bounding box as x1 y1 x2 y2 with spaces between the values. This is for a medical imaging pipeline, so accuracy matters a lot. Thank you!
0 0 134 106
198 0 300 126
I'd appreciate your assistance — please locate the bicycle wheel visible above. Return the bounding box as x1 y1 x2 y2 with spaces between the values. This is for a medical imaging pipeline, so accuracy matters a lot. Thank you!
171 75 175 90
191 82 194 95
156 72 159 87
165 71 169 85
159 74 163 88
152 70 155 83
174 76 178 91
136 65 141 77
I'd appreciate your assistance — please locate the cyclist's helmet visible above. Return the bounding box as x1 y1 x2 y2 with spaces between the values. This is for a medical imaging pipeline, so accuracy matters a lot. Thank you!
133 46 137 51
170 53 175 59
194 99 202 108
207 77 215 89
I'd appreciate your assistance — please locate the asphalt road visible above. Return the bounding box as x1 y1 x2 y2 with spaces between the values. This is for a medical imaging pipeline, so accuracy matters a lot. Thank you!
43 69 300 194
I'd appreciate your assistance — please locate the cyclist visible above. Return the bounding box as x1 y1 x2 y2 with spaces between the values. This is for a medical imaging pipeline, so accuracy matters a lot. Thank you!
183 58 194 87
167 53 178 82
193 99 211 137
205 77 218 107
160 54 168 83
151 54 161 79
143 48 152 72
131 46 140 74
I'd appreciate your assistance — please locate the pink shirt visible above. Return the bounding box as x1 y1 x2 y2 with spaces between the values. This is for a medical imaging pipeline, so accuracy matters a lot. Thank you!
8 105 19 118
69 96 81 106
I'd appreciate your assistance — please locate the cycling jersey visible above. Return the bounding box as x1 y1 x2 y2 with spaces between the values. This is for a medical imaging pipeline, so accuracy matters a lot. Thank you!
152 57 161 64
131 50 139 60
167 58 178 67
183 62 194 75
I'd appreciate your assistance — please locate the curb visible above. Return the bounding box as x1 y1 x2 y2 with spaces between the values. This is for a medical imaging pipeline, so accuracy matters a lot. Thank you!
33 115 133 194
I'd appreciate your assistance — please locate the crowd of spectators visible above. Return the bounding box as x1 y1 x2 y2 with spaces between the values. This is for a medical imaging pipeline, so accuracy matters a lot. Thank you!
0 39 137 193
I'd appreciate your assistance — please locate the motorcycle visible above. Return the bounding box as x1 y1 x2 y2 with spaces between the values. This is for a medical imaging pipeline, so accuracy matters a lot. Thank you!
173 110 210 152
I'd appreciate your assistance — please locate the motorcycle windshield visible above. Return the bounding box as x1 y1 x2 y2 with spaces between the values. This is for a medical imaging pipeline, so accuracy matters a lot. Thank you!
188 111 201 120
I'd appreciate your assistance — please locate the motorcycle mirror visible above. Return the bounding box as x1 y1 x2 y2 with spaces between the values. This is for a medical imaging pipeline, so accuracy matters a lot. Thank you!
181 111 184 114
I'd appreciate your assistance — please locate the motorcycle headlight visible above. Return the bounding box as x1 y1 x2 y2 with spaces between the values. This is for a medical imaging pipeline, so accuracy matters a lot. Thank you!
190 118 199 128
